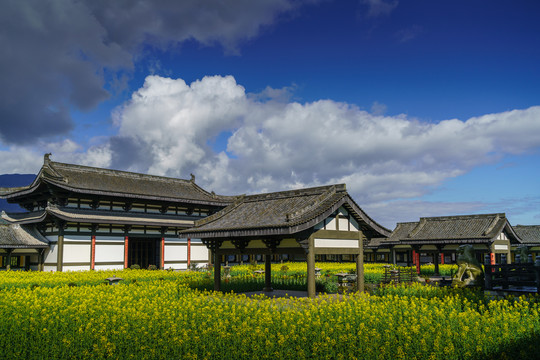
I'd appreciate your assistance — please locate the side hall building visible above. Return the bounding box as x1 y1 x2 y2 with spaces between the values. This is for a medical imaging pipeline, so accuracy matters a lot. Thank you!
365 213 540 270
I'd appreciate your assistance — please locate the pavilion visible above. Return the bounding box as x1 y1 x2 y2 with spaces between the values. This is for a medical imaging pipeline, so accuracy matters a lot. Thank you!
180 184 391 297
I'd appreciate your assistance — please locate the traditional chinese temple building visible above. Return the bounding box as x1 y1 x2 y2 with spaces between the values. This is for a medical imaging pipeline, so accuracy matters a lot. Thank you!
0 154 234 271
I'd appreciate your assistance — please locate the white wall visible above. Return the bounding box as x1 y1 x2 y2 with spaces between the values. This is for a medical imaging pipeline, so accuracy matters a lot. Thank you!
44 236 58 265
95 235 125 264
63 235 91 264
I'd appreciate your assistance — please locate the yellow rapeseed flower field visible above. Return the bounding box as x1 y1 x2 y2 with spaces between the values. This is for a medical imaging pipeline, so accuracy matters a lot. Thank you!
0 264 537 359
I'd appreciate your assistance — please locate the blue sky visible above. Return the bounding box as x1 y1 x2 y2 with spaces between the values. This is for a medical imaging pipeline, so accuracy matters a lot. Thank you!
1 0 539 228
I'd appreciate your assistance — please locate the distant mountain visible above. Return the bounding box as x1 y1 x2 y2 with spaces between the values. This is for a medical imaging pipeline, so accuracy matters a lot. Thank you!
0 174 36 213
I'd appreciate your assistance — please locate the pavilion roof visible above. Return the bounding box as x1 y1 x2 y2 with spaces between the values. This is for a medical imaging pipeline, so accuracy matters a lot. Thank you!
180 184 390 239
0 154 235 206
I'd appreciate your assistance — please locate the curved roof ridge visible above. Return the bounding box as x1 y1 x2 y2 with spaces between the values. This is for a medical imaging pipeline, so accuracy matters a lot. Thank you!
408 218 427 238
244 184 346 202
285 185 339 222
49 161 193 184
418 212 506 221
483 213 503 236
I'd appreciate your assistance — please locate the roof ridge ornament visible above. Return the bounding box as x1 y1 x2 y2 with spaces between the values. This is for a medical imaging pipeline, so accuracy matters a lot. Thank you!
44 153 52 164
285 185 338 223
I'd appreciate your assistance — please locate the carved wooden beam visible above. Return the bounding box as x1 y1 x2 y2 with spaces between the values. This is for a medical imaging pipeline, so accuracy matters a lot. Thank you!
232 239 250 250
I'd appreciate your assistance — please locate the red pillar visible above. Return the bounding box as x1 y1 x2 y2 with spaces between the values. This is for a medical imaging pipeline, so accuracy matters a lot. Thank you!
187 238 191 268
415 252 421 274
412 250 417 265
124 236 129 269
161 237 165 269
91 235 96 270
440 253 445 265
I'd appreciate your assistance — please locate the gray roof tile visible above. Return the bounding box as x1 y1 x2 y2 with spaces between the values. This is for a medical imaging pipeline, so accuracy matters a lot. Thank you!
513 225 540 245
0 224 48 248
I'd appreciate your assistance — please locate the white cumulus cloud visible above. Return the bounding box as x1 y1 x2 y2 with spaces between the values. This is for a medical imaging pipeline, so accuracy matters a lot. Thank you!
2 75 540 227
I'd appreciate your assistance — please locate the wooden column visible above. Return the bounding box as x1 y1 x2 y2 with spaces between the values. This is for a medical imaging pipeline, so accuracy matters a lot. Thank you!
187 238 191 269
434 250 440 275
160 237 165 269
264 254 273 292
440 253 445 265
38 248 44 272
213 249 221 292
5 249 13 271
307 235 316 298
57 235 64 272
124 236 129 269
412 247 420 274
90 235 96 270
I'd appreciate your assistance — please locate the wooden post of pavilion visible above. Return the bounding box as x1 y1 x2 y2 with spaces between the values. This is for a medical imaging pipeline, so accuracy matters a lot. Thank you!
264 254 272 292
307 234 316 298
213 248 221 292
57 234 64 272
357 232 365 292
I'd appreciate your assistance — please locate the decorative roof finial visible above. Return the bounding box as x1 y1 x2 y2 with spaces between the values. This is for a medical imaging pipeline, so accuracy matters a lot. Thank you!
190 173 195 182
44 153 52 164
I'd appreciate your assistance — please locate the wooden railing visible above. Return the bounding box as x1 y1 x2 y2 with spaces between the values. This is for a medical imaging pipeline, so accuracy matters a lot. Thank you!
381 266 417 284
484 254 540 292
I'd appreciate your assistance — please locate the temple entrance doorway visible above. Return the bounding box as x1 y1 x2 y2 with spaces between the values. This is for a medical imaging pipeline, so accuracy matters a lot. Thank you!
128 238 160 269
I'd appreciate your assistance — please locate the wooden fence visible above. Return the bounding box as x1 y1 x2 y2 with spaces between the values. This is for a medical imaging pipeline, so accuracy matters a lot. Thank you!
484 254 540 292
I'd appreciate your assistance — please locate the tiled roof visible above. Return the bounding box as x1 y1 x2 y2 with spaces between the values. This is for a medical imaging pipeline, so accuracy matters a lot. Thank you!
388 213 522 245
513 225 540 245
2 207 194 228
365 237 397 248
1 155 235 206
387 222 419 242
180 184 390 238
0 224 49 248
